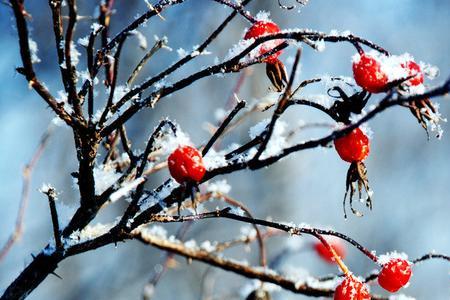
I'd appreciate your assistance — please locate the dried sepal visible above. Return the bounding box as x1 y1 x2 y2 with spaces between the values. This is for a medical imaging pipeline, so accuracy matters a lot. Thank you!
405 97 444 139
328 87 370 123
265 59 288 92
343 161 372 218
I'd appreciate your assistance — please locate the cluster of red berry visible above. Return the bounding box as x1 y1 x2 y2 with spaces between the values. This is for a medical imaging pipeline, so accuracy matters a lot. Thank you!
353 51 424 94
314 239 412 299
165 18 422 300
334 258 412 299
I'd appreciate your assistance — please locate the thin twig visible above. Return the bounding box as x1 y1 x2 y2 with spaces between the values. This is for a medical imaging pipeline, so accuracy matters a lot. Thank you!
0 125 53 262
43 187 62 250
202 100 246 156
147 208 378 262
127 38 168 86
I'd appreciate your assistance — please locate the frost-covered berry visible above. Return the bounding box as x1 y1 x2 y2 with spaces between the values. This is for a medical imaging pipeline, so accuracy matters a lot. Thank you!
401 60 424 87
314 238 346 264
353 53 389 93
378 258 412 293
168 145 206 183
334 275 370 300
244 21 282 64
334 128 370 163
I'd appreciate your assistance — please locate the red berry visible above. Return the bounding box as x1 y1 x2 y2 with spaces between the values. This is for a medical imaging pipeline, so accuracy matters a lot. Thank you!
334 275 370 300
378 258 412 292
334 128 370 163
353 53 389 93
168 145 206 184
401 60 424 86
314 238 346 264
244 21 282 64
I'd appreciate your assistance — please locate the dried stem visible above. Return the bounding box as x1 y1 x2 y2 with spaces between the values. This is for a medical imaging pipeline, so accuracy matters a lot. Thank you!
0 126 52 262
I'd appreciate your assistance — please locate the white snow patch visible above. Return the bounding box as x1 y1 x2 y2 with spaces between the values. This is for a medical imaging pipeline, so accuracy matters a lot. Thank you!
28 38 41 63
378 251 409 265
77 36 90 47
65 222 114 246
255 11 272 22
229 207 245 216
203 149 227 169
249 119 289 158
110 177 145 202
206 179 231 195
155 125 191 155
93 164 121 195
140 225 168 239
130 30 147 50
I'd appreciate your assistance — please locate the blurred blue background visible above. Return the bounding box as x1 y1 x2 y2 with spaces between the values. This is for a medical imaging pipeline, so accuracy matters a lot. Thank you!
1 0 449 299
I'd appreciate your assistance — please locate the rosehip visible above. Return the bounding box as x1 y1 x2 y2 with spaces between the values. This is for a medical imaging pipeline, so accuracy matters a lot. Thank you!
244 21 282 64
334 275 370 300
334 128 370 163
353 53 389 93
378 258 412 292
401 60 424 86
314 238 346 264
168 145 206 184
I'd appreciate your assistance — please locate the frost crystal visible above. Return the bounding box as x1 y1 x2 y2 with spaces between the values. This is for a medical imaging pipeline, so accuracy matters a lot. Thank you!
226 38 256 61
378 251 409 265
206 179 231 195
240 279 281 298
322 75 355 90
140 225 168 239
93 164 121 194
176 48 188 58
249 119 270 139
28 38 41 64
203 149 227 169
420 62 439 79
55 90 74 114
78 69 99 86
249 119 289 158
184 239 197 249
91 22 103 32
329 29 352 37
38 183 54 194
110 177 145 202
200 240 216 252
130 30 147 50
155 125 190 155
70 42 81 66
65 223 115 246
77 36 90 47
229 207 245 216
112 85 138 104
255 11 272 22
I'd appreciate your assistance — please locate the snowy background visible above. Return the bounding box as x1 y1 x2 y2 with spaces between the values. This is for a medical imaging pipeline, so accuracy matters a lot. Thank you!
1 0 449 299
